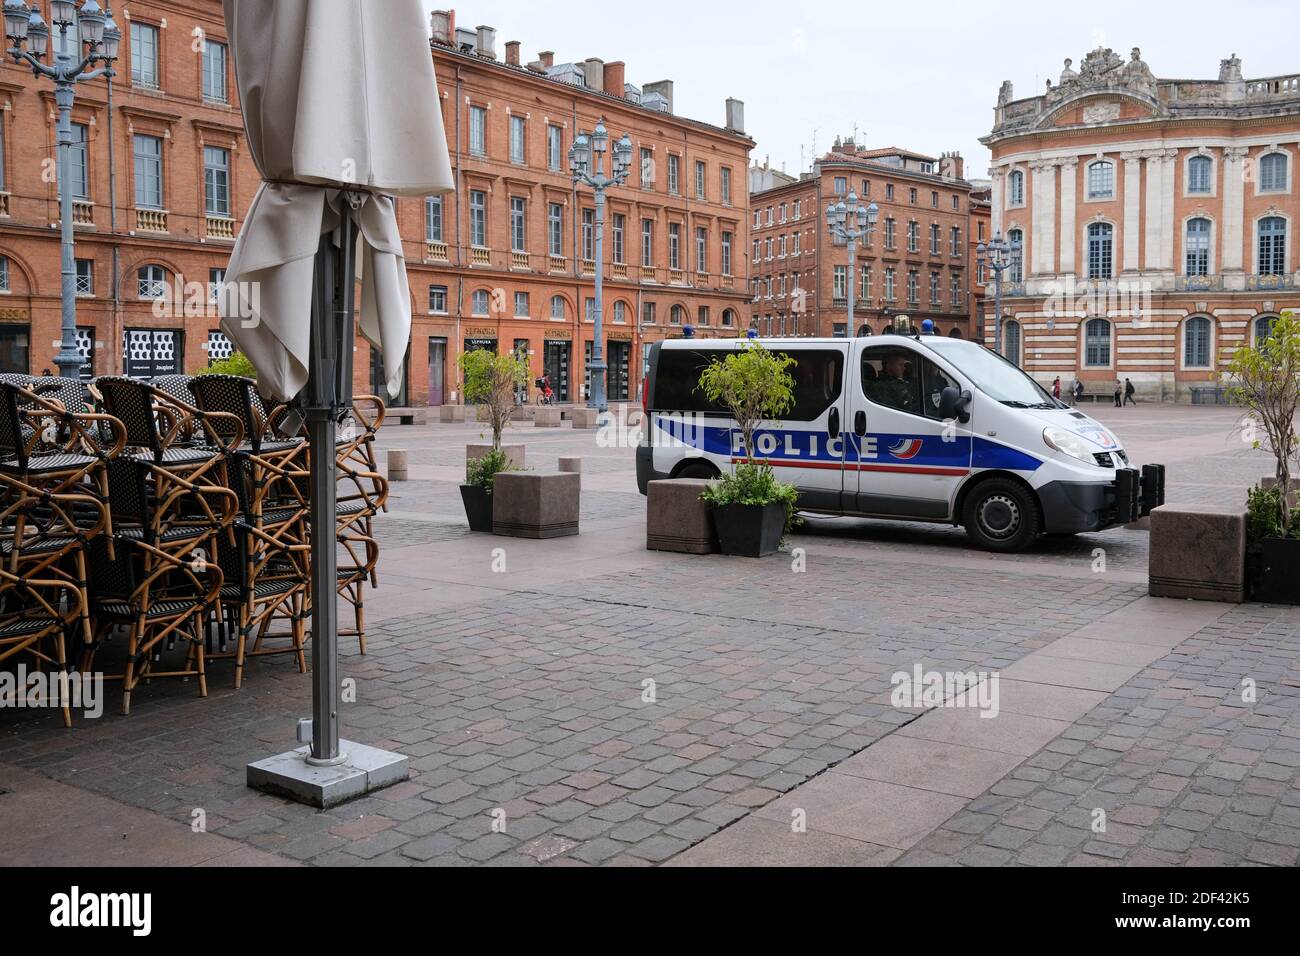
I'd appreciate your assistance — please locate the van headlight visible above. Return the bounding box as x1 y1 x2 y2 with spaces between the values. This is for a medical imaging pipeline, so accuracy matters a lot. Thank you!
1042 426 1097 465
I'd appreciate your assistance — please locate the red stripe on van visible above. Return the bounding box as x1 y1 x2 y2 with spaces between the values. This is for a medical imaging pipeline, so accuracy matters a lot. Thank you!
730 457 969 477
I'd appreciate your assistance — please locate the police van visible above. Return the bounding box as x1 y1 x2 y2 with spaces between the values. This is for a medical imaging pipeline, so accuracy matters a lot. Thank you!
636 333 1165 552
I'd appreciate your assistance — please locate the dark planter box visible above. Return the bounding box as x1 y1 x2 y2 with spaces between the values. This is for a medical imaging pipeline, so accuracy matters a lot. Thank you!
460 484 493 532
1251 537 1300 604
712 502 785 558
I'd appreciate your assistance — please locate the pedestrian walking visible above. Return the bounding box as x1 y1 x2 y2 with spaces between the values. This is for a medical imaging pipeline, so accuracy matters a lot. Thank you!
1052 377 1061 402
1124 377 1136 406
1113 378 1122 408
1072 378 1084 405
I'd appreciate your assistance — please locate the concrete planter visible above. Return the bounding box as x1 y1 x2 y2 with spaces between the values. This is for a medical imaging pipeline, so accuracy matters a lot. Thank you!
437 404 466 423
1251 538 1300 604
534 406 561 427
492 472 579 539
570 407 600 429
712 502 785 558
646 478 717 554
466 443 525 473
1148 504 1247 603
459 484 493 532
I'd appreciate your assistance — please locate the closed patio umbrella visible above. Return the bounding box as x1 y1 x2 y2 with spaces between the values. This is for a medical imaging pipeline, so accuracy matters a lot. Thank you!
220 0 452 777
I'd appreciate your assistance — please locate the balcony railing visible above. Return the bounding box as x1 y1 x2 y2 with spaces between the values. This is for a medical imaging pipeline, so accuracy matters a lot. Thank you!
695 271 710 286
510 251 529 270
1248 273 1295 291
73 199 94 226
668 268 685 284
470 246 490 266
581 258 595 276
611 262 628 279
206 215 235 240
1176 274 1223 291
721 275 734 288
548 255 566 273
639 266 659 283
426 241 449 262
135 208 168 233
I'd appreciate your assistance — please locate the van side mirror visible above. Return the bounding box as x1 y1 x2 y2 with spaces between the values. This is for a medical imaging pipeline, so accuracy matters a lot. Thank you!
938 386 971 423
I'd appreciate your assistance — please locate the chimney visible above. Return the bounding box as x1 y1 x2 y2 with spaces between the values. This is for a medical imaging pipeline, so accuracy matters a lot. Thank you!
725 97 745 134
475 25 496 59
505 40 521 66
582 57 604 90
939 151 965 180
643 79 673 113
539 50 554 68
429 10 452 45
603 61 626 97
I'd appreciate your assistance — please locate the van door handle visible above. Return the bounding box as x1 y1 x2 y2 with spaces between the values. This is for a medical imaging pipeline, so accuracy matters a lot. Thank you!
827 407 840 437
854 410 866 436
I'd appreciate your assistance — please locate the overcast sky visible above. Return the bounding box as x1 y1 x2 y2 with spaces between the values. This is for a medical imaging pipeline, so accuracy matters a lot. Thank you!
431 0 1296 181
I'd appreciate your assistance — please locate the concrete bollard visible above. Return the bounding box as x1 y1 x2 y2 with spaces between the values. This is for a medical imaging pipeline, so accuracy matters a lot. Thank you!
437 404 466 423
1148 504 1247 603
534 405 561 427
570 407 599 428
558 456 581 474
388 448 409 482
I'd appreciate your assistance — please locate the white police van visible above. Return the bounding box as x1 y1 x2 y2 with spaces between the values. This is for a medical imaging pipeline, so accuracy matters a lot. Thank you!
636 334 1164 552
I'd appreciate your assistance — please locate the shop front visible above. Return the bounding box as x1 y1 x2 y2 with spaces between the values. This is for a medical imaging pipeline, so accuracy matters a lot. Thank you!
543 330 573 403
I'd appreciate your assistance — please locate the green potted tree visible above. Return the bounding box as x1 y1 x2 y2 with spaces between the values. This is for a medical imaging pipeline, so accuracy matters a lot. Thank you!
696 343 800 557
458 347 528 531
1225 309 1300 602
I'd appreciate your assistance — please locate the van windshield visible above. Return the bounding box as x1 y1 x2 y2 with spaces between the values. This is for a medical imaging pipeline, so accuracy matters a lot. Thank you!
923 338 1057 407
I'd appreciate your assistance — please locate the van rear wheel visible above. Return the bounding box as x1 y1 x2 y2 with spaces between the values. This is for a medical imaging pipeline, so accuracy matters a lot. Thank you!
962 479 1040 552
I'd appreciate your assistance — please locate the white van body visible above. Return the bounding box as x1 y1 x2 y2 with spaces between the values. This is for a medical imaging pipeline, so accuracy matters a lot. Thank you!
636 335 1164 552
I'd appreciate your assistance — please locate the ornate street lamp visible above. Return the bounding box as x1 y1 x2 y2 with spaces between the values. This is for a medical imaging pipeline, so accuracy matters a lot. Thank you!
977 230 1023 356
825 190 878 336
569 118 631 411
7 0 118 378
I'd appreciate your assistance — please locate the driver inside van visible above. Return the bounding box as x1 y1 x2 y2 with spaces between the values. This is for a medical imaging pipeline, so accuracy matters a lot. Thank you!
869 352 916 412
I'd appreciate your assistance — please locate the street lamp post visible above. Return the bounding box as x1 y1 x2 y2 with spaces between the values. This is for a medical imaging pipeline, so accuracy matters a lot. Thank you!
825 191 878 337
6 0 118 378
976 231 1023 356
569 118 631 412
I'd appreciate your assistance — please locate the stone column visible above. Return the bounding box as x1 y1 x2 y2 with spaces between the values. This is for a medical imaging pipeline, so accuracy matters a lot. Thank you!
1159 148 1178 273
1221 146 1247 288
990 166 1005 238
1031 160 1057 275
1057 158 1078 277
1143 150 1164 273
1121 152 1142 273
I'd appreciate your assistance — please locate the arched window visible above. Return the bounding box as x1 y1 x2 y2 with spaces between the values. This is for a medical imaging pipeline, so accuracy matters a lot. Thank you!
1084 318 1111 367
550 295 566 318
1008 228 1024 284
1185 218 1211 276
1259 152 1288 192
613 301 627 324
1183 316 1212 368
1087 223 1114 279
1087 160 1114 199
1187 155 1212 194
1004 320 1021 366
671 305 686 325
1258 217 1287 275
721 309 736 328
470 289 489 315
948 327 962 339
1008 170 1025 206
137 264 167 299
1255 314 1277 343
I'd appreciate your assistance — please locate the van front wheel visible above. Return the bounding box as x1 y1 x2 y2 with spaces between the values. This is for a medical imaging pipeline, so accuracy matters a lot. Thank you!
676 461 718 481
962 479 1041 552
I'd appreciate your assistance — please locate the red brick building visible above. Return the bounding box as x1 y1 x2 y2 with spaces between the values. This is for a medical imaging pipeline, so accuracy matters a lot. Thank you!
748 139 975 339
0 2 753 406
968 180 991 336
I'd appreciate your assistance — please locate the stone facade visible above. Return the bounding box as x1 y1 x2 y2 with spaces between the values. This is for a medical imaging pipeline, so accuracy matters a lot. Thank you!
983 47 1300 401
749 140 975 339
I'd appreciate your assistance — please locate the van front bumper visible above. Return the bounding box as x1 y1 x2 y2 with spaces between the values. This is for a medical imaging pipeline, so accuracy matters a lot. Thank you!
1037 464 1166 533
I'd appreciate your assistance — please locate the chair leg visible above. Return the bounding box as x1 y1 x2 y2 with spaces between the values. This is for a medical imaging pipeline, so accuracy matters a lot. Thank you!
121 619 143 716
233 605 251 690
294 592 307 673
53 630 71 728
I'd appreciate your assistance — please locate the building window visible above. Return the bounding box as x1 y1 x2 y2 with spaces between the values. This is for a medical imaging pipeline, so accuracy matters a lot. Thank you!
1008 228 1024 283
613 300 627 324
547 203 563 257
582 209 595 261
426 197 443 242
208 268 225 304
429 285 448 313
695 160 706 200
907 270 919 305
884 267 896 302
585 298 595 322
721 231 733 275
929 271 940 304
861 263 871 299
1087 160 1115 200
0 256 10 293
508 115 526 165
469 190 487 247
203 146 230 217
469 106 487 156
1008 169 1025 206
929 223 940 254
885 183 895 201
75 258 93 296
471 289 489 315
720 166 732 205
907 221 919 253
833 176 847 195
792 232 800 255
612 213 625 264
884 218 896 249
697 306 709 326
133 134 163 209
779 235 786 258
670 305 685 325
202 39 227 103
546 124 562 171
1187 155 1212 194
640 148 653 188
909 188 917 204
1084 318 1111 367
931 190 939 208
641 219 654 267
667 155 680 194
952 195 961 211
695 227 708 273
510 197 526 253
1183 316 1212 368
1185 217 1211 276
137 264 167 299
1005 320 1021 366
950 226 961 256
1087 222 1113 279
1258 152 1288 193
1258 216 1287 275
832 265 847 300
130 22 160 89
764 237 772 259
950 272 961 307
1255 314 1276 343
794 200 801 219
514 291 529 317
642 302 656 324
550 295 566 319
668 223 681 270
69 123 89 200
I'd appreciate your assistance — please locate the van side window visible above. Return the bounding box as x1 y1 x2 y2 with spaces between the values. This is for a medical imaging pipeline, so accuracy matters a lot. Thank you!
782 349 844 421
921 360 958 420
651 349 729 414
861 346 921 414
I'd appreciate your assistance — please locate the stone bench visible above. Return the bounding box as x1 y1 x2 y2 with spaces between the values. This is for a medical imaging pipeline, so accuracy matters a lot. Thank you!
437 404 466 423
492 472 580 539
1148 504 1247 603
570 407 599 428
534 406 562 427
385 406 426 425
646 478 717 555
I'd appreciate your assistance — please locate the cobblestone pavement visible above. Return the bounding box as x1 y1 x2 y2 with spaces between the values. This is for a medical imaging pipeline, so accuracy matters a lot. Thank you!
1 403 1294 867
